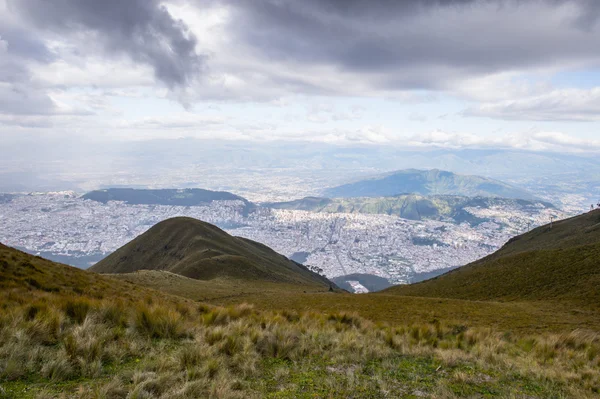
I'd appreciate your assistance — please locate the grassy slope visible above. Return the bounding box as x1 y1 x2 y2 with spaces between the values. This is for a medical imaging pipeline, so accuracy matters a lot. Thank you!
384 210 600 308
114 270 600 334
90 217 331 288
2 244 600 398
0 243 152 302
111 270 331 302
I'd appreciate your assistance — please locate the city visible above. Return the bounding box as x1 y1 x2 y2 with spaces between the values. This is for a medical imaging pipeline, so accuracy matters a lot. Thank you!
0 191 566 288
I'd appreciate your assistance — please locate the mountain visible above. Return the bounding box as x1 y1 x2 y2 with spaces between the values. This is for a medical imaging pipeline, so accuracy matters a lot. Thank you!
384 209 600 307
82 188 255 214
90 217 332 288
324 169 535 200
267 194 554 223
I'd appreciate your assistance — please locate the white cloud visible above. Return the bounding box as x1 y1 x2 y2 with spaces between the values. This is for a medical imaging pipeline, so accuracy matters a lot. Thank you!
116 113 226 130
464 87 600 121
406 130 600 153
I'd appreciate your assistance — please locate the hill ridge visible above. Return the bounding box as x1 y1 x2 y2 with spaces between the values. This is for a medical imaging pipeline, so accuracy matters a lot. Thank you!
384 209 600 307
91 216 333 288
82 188 255 215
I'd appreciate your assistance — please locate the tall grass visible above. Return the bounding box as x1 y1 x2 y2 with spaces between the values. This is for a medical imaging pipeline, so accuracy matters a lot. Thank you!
0 288 599 398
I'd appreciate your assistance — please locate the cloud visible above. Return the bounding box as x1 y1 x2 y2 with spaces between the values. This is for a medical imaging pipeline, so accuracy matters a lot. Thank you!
305 103 364 123
464 87 600 121
2 0 600 146
406 130 600 152
117 113 225 129
0 34 75 117
214 0 600 93
9 0 204 88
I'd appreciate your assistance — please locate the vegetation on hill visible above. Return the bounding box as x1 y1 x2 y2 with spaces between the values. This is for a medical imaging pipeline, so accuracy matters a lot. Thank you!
267 194 552 223
82 188 254 214
90 217 332 288
385 210 600 307
1 244 600 398
324 169 535 200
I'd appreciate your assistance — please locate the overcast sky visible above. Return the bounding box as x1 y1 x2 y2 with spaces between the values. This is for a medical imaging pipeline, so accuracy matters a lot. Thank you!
2 0 600 152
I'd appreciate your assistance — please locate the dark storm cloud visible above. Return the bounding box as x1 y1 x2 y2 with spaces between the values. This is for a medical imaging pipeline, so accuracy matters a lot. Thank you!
9 0 203 87
219 0 600 90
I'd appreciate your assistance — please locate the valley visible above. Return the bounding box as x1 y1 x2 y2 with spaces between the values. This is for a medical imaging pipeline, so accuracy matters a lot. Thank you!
1 209 600 398
0 190 566 288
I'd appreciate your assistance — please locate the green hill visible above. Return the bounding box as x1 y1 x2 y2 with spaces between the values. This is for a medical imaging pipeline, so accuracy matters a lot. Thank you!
82 188 254 214
90 217 332 288
324 169 535 200
267 194 552 223
384 209 600 307
0 242 151 300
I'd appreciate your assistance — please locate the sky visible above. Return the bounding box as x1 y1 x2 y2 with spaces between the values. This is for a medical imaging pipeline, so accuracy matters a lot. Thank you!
2 0 600 153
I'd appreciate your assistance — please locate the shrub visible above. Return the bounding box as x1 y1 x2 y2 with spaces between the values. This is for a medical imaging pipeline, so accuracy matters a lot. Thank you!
41 356 74 381
99 301 127 328
132 304 186 339
63 299 91 324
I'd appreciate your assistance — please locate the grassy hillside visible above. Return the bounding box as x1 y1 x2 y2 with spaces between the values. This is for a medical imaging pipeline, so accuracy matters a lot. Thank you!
267 194 552 223
324 169 535 200
82 188 254 214
91 217 332 288
2 243 600 398
385 210 600 307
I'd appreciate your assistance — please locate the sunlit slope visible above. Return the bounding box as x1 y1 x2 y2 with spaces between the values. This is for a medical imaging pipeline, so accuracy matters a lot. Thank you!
90 217 332 288
0 242 163 302
384 210 600 306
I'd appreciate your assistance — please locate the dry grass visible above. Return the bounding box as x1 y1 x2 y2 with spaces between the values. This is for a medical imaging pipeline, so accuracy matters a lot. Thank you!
1 244 599 398
1 287 599 398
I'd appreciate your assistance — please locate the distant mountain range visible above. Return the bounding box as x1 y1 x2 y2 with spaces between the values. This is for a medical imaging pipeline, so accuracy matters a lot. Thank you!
267 194 553 224
385 209 600 307
82 188 255 214
324 169 535 200
90 217 332 289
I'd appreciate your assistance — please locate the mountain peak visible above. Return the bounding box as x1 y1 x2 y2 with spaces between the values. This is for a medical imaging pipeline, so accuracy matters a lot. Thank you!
324 168 535 200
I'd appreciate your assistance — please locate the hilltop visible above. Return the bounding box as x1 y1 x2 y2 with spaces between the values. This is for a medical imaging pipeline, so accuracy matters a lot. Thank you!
324 169 535 200
82 188 255 214
90 217 332 288
267 194 554 223
385 209 600 307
